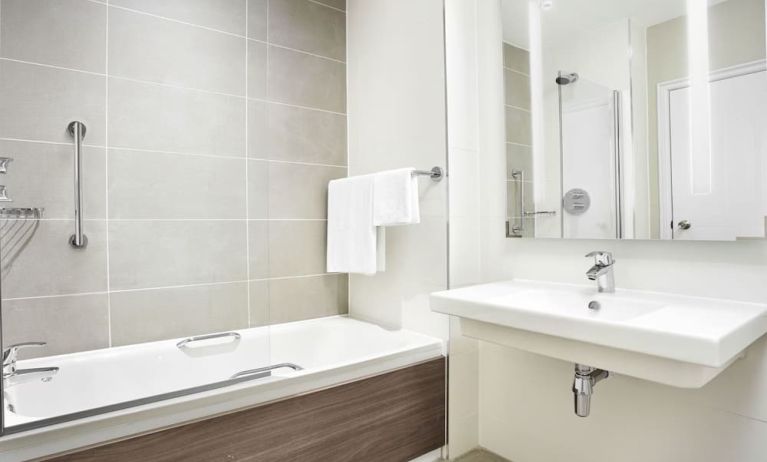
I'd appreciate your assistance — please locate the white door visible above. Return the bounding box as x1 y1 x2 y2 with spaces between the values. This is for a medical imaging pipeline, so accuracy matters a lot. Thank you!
665 68 767 240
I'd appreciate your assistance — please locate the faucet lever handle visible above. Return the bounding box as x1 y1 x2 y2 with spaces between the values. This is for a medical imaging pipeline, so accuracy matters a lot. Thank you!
2 342 46 365
585 251 614 266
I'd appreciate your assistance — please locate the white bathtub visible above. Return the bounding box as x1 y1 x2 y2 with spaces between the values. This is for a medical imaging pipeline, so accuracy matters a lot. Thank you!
0 316 444 462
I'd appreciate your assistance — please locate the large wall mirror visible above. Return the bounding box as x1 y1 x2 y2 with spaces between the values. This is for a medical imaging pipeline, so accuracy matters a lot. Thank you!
503 0 767 240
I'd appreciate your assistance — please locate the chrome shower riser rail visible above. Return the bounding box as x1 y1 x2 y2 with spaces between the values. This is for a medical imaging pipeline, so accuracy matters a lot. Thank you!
68 121 87 248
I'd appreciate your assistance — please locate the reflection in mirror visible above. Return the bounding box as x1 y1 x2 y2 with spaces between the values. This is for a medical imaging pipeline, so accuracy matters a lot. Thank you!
503 0 767 241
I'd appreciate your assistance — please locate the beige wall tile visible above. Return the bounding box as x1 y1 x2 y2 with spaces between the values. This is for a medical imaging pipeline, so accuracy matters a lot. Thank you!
505 143 532 179
0 0 106 73
0 60 106 145
247 160 269 218
108 149 246 219
1 220 108 298
0 140 106 219
269 0 346 61
247 0 268 41
268 220 326 277
108 77 245 156
247 100 269 158
248 220 269 279
268 46 346 113
503 42 529 74
268 162 345 219
248 41 268 99
111 0 247 36
504 106 531 145
108 7 245 95
258 103 347 165
313 0 345 11
248 279 269 326
268 274 347 324
504 69 530 110
108 220 247 289
2 294 110 359
110 282 248 346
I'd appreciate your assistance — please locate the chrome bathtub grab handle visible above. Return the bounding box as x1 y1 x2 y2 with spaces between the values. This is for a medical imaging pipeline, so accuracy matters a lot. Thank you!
176 332 241 349
230 363 304 380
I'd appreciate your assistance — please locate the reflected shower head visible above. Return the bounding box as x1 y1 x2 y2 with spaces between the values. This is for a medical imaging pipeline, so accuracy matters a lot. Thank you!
556 72 579 85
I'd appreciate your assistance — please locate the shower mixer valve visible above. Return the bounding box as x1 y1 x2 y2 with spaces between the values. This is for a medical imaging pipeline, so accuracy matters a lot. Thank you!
0 185 12 202
0 157 13 202
0 157 13 174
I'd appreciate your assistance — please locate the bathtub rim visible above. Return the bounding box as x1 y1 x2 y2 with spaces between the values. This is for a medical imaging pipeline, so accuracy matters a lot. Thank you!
0 316 444 462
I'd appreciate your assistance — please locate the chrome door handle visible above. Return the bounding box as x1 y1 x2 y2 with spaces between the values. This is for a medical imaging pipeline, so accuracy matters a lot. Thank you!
678 220 692 230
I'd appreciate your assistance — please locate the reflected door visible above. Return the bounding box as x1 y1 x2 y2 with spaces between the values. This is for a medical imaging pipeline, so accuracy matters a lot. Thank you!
560 77 621 239
665 67 767 240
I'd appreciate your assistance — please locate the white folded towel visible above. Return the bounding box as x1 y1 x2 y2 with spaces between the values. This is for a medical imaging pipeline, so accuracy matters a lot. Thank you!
326 175 379 275
327 168 420 275
372 168 420 226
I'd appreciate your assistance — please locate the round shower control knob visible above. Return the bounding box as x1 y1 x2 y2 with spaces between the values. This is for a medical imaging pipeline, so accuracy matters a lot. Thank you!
678 220 692 230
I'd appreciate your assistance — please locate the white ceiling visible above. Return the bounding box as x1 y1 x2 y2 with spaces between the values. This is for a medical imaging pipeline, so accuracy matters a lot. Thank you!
501 0 728 49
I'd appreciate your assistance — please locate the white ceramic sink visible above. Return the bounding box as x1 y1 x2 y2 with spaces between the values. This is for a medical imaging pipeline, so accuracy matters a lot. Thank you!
431 280 767 387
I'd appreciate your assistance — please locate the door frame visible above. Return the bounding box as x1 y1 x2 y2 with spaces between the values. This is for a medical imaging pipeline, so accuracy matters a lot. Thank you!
656 59 767 239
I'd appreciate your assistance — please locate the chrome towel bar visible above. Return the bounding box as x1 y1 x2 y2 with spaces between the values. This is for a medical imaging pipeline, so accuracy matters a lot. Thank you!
176 331 241 349
68 121 87 248
412 166 443 182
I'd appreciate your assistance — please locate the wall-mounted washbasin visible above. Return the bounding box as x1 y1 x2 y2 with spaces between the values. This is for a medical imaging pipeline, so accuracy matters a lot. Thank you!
431 280 767 388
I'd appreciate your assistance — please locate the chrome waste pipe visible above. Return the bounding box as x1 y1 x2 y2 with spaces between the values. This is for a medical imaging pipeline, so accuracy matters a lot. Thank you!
572 364 610 417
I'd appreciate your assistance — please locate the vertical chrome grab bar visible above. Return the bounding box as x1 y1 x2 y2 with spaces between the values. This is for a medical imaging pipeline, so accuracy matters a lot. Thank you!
612 91 623 239
68 121 87 248
511 169 525 235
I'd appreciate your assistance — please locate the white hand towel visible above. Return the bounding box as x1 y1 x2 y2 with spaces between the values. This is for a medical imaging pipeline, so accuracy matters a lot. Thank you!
326 175 378 275
372 168 420 226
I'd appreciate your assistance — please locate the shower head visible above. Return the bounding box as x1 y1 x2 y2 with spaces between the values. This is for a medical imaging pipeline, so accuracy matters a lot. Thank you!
556 72 579 85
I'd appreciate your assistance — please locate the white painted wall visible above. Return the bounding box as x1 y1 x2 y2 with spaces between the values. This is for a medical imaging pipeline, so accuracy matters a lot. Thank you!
346 0 449 338
443 1 767 460
445 0 483 456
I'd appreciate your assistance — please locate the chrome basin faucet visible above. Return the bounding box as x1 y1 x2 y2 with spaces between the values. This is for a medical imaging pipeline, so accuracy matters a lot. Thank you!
3 342 59 387
585 251 615 293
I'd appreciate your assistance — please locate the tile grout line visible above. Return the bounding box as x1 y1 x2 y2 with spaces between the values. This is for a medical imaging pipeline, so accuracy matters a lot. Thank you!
504 66 529 77
0 58 347 116
266 0 273 328
306 0 345 14
0 137 348 169
506 141 532 148
259 40 346 65
245 0 251 328
505 103 531 114
2 273 343 302
89 0 346 63
104 0 112 348
5 218 329 222
85 0 346 37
